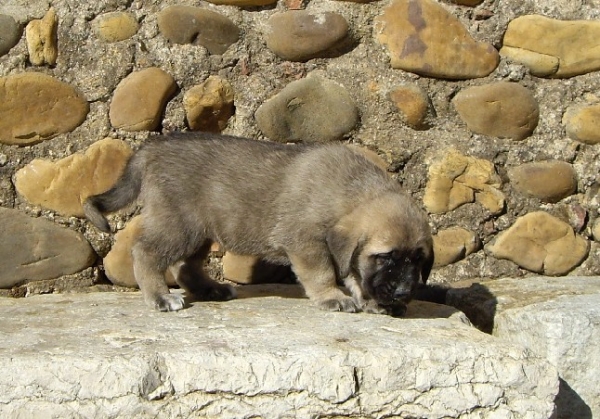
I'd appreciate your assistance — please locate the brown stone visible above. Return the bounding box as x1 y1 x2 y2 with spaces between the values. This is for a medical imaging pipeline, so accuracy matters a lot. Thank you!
389 84 429 129
15 138 132 217
0 207 96 288
157 6 240 55
93 12 139 43
508 161 577 203
502 15 600 78
0 72 89 145
374 0 499 79
487 211 589 275
184 76 235 132
563 104 600 145
424 149 504 214
222 253 292 285
433 227 480 267
265 11 349 62
104 216 177 288
25 7 57 66
109 67 176 131
452 82 539 141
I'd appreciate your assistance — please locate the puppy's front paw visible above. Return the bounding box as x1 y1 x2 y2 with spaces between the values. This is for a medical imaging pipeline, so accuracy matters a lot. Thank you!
154 293 185 312
204 283 237 301
318 296 359 313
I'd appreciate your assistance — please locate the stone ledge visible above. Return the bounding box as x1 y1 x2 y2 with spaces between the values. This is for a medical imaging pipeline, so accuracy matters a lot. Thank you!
0 285 557 418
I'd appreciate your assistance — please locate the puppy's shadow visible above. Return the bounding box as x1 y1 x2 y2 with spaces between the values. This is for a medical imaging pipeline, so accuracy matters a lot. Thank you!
234 283 307 300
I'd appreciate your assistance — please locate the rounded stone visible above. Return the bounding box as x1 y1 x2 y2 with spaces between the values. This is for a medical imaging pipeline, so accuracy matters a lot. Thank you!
222 253 292 285
563 104 600 145
25 7 57 66
93 12 139 43
433 227 481 268
0 207 96 288
0 72 89 145
255 74 359 143
502 15 600 78
104 216 177 288
0 14 22 56
157 5 240 55
265 11 349 62
184 76 235 132
374 0 499 80
593 219 600 242
15 138 133 217
487 211 589 275
109 67 177 132
452 82 539 141
389 84 429 129
508 161 577 203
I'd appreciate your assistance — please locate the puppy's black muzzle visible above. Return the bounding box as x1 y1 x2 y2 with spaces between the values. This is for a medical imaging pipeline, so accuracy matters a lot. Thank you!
366 264 421 316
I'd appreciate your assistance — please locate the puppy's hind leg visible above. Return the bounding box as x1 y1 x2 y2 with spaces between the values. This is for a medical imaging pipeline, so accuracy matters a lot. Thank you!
132 242 185 312
169 242 236 302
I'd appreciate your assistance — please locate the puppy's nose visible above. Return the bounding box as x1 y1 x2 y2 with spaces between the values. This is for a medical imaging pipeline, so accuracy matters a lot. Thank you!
393 287 412 301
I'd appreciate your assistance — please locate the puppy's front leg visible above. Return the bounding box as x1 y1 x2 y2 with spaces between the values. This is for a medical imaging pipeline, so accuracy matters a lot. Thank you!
132 242 185 312
289 253 359 313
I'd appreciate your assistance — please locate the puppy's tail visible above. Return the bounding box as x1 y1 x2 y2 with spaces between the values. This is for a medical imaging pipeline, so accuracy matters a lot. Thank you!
83 154 143 233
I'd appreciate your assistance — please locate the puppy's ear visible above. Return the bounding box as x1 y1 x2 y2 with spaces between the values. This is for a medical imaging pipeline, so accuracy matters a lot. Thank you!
326 222 360 279
421 241 434 284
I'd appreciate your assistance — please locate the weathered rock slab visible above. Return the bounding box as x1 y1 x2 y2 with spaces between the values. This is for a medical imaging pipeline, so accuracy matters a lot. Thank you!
0 286 558 418
447 276 600 418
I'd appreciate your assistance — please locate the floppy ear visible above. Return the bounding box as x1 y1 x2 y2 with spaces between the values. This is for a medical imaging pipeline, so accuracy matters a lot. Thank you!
326 222 360 279
421 240 434 284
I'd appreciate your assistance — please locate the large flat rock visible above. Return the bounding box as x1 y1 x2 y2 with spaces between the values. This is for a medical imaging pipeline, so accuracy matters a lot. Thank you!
0 285 558 418
447 276 600 418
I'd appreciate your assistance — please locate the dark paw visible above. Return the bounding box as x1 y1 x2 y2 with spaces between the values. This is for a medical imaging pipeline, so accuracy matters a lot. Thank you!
318 297 359 313
193 283 237 302
361 300 390 315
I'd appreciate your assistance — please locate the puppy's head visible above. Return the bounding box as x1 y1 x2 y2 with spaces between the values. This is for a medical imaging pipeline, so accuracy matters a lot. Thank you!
327 193 433 316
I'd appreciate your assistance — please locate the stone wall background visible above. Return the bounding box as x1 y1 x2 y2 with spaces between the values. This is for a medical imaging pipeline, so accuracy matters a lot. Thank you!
2 0 600 295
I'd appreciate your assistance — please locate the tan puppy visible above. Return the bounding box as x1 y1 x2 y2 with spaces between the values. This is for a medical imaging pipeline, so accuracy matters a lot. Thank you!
84 133 433 316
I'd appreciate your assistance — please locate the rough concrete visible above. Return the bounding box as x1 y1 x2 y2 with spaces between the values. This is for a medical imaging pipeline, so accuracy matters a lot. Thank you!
447 276 600 418
0 285 558 418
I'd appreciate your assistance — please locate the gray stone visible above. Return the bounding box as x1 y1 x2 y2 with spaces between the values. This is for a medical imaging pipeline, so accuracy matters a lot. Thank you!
447 277 600 418
0 14 21 56
255 74 358 143
0 207 96 288
157 5 240 55
265 11 349 62
0 285 558 418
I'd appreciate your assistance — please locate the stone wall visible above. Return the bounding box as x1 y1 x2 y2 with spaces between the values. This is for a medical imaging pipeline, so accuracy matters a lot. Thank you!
2 0 600 294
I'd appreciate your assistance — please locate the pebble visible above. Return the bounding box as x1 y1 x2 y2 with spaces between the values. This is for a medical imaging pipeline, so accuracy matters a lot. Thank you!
452 82 539 141
25 7 57 66
93 12 139 43
374 0 499 79
184 76 235 132
15 139 133 217
433 227 481 268
487 211 589 275
508 161 577 203
0 14 22 56
0 72 89 145
0 207 96 289
104 216 177 288
502 15 600 78
423 149 504 215
109 67 177 132
389 84 429 129
563 104 600 145
157 5 240 55
255 74 359 143
265 11 349 62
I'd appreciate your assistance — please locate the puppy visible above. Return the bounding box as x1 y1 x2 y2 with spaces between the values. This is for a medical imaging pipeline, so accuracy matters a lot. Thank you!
84 133 433 316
